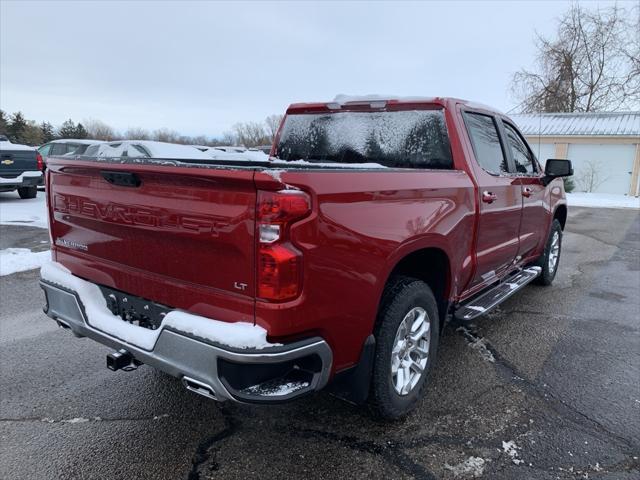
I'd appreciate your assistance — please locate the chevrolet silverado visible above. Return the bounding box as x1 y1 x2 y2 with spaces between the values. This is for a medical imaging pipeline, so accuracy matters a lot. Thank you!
39 97 572 418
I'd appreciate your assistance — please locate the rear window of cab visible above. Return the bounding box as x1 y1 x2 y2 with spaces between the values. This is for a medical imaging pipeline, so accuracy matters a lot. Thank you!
275 109 453 169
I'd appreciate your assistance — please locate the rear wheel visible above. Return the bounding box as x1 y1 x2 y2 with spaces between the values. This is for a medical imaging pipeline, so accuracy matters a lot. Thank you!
368 277 439 419
17 186 37 199
533 219 562 286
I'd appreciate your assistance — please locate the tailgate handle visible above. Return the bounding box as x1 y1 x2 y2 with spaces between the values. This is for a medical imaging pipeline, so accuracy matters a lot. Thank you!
101 171 141 187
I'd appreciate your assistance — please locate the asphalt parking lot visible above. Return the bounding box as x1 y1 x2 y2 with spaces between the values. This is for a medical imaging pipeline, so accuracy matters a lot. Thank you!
0 206 638 480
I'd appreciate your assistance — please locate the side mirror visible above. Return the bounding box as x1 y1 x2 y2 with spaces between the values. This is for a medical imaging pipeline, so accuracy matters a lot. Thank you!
543 159 573 185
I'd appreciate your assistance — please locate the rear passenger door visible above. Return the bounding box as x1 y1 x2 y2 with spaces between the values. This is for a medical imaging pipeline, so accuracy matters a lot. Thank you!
500 120 547 259
463 112 522 288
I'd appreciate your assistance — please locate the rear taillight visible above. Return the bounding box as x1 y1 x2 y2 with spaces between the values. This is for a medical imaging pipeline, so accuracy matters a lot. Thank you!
256 190 311 301
36 152 44 171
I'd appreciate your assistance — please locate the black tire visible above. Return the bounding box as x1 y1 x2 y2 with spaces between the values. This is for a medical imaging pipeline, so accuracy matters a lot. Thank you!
533 219 562 286
17 186 37 199
368 276 439 419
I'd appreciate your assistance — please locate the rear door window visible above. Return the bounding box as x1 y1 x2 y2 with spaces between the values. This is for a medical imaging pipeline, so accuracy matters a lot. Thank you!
38 144 52 156
74 145 90 155
463 112 509 175
503 122 536 174
50 143 67 156
64 144 80 154
275 109 453 169
127 144 150 158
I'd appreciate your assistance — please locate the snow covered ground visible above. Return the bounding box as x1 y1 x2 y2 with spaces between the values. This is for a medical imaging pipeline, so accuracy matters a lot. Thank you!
567 192 640 209
0 193 48 229
0 248 50 276
0 193 49 276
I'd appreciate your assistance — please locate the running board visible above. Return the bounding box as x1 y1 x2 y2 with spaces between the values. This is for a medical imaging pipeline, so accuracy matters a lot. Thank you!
454 267 541 321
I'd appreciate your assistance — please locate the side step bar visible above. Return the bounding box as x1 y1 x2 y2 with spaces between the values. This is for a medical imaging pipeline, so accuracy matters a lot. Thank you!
454 266 541 321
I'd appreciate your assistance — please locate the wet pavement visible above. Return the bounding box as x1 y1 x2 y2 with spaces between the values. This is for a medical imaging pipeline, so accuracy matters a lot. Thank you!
1 207 638 479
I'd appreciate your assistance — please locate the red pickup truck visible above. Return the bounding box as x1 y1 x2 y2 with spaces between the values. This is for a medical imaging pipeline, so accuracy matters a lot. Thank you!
40 97 572 418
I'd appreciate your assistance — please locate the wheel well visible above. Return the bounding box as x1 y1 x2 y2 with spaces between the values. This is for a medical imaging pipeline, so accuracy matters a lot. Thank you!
386 248 450 329
554 205 567 230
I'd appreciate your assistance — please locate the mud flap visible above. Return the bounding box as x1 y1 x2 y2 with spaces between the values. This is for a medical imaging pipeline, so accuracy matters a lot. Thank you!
327 335 375 405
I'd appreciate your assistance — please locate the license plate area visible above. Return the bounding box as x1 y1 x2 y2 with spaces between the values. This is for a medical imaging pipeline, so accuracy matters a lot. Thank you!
99 285 171 331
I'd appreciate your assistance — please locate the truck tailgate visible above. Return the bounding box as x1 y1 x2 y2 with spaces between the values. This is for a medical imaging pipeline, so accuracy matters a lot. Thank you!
0 149 37 176
47 159 257 323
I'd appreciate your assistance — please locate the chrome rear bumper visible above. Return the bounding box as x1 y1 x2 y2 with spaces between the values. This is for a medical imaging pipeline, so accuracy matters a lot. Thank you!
40 279 332 403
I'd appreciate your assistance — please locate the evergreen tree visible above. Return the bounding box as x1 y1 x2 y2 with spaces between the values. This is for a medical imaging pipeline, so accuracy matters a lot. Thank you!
563 177 576 193
40 122 55 143
0 110 8 136
22 121 44 146
7 112 28 143
58 119 77 138
74 123 88 139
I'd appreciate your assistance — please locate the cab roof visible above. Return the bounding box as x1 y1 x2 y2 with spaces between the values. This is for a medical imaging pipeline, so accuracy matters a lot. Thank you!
286 95 502 115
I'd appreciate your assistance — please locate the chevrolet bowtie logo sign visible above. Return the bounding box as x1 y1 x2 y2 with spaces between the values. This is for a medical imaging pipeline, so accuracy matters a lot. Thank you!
1 159 14 165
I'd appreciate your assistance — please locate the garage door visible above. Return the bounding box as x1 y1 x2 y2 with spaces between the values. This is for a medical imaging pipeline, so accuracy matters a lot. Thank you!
567 144 636 194
528 142 556 166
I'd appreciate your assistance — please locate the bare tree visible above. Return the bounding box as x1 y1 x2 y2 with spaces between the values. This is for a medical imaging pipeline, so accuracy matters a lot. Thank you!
152 128 181 144
511 3 639 112
232 121 269 148
264 114 284 142
577 159 608 192
190 135 209 146
84 118 118 141
220 131 237 146
124 127 150 140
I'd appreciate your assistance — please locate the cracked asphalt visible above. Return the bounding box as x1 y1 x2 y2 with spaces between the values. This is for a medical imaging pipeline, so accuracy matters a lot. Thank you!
1 207 638 479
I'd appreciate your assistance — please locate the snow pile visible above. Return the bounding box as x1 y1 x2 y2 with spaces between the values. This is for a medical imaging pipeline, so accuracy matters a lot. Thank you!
567 192 640 209
242 381 309 397
0 248 51 276
40 260 277 351
457 326 496 363
444 457 487 477
502 440 524 465
62 417 91 424
0 193 48 228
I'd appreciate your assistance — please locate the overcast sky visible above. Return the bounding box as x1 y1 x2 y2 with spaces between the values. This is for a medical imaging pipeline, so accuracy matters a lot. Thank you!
0 0 623 137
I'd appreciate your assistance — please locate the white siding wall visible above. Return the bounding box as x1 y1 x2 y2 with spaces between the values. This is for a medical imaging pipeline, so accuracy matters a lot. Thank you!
567 144 635 194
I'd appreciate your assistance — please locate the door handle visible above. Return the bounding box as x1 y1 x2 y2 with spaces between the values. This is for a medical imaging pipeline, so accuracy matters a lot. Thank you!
522 187 533 198
482 191 497 203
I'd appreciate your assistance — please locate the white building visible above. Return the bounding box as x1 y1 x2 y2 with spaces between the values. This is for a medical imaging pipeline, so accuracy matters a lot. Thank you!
512 112 640 196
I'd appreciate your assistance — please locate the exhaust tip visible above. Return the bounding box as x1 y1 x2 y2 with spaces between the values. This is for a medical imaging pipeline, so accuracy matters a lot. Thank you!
182 376 218 400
